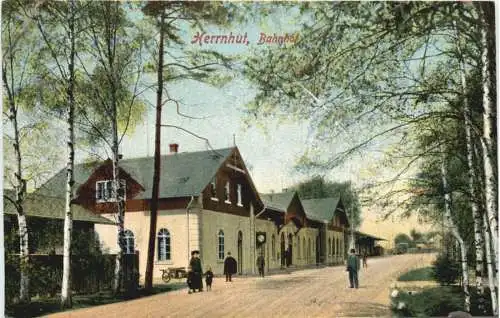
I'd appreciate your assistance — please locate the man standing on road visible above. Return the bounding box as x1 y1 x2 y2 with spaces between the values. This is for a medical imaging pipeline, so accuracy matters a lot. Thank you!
224 252 237 282
256 254 265 277
189 250 203 292
346 248 360 288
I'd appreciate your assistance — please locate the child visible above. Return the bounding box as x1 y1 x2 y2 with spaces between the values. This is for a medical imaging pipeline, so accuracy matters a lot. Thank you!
205 266 214 291
187 265 195 294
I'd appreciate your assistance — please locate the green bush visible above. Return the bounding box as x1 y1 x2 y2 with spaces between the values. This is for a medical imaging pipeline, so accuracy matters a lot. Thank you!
391 286 493 317
398 267 434 281
391 286 464 317
432 253 460 285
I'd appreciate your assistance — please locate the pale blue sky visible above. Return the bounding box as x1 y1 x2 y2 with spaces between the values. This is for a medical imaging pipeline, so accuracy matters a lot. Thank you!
117 8 378 194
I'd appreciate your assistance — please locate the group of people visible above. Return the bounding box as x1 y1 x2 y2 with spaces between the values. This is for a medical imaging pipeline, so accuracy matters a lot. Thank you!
186 251 240 294
187 248 366 293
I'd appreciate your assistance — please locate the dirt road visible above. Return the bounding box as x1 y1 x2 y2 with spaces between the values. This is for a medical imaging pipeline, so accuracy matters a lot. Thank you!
47 253 435 318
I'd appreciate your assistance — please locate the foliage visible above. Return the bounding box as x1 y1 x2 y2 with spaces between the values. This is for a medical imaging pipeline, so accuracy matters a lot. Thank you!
292 175 362 228
391 286 493 317
432 253 460 286
391 286 465 317
398 267 434 282
394 233 413 247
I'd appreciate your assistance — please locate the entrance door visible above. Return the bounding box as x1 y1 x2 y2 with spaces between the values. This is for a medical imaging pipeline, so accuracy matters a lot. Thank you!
316 235 320 264
280 233 285 267
287 233 293 266
237 231 243 274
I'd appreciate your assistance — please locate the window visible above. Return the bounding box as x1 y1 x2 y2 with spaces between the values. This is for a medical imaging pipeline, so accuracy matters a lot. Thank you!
237 184 243 206
96 179 126 202
210 177 218 201
271 234 276 260
218 230 225 260
124 230 134 254
157 228 171 261
328 238 332 255
224 181 231 204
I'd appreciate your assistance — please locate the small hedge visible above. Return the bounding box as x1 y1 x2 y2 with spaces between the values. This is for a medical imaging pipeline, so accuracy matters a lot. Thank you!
391 286 493 317
432 253 460 285
391 286 464 317
398 267 434 281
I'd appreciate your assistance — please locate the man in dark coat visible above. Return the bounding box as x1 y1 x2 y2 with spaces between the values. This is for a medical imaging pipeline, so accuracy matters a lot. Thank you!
346 248 361 288
256 255 265 277
223 252 237 282
189 250 203 292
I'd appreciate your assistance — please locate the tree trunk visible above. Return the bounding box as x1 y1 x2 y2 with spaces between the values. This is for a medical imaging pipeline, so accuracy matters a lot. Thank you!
106 2 127 295
3 66 30 303
483 213 498 315
17 214 29 303
61 0 76 308
144 11 165 292
441 152 470 312
476 1 498 262
457 36 486 309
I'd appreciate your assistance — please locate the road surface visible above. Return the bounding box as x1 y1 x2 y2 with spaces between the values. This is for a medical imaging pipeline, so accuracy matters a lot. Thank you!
47 253 435 318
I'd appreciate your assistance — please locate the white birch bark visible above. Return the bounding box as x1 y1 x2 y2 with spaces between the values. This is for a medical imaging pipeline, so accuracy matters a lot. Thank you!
476 1 498 261
483 213 498 315
456 36 485 303
3 34 30 303
61 0 76 308
441 152 470 312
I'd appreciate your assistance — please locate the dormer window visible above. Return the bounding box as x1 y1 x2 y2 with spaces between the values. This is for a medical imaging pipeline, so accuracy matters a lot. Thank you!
210 177 218 201
96 179 126 202
224 181 231 204
237 184 243 207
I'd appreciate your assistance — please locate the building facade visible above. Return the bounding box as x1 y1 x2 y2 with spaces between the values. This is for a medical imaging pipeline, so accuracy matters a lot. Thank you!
34 145 351 281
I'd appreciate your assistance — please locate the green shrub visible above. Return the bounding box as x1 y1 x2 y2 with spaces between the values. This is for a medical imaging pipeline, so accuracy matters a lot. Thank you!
432 253 460 285
391 286 464 317
398 267 434 281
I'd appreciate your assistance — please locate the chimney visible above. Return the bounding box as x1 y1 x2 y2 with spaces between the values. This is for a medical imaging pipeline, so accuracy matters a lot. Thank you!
169 143 179 154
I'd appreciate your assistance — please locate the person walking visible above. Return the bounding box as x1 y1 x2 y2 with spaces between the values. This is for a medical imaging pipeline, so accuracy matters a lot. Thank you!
223 252 237 282
346 248 361 288
189 250 203 292
256 255 265 277
362 252 368 269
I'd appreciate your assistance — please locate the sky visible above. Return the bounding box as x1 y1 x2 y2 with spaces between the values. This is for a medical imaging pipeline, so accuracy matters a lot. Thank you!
115 6 384 194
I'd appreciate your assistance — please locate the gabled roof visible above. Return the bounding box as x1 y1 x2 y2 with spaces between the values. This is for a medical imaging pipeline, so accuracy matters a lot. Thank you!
260 191 296 212
3 190 115 225
36 147 235 200
301 197 342 222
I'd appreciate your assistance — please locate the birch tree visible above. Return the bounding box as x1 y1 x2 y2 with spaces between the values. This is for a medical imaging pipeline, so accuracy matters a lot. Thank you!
33 0 80 308
474 1 497 261
1 0 36 303
440 147 470 312
77 1 147 294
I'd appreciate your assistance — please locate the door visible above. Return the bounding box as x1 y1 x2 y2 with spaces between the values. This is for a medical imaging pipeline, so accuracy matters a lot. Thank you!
316 235 320 264
280 233 285 267
287 233 293 266
237 231 243 274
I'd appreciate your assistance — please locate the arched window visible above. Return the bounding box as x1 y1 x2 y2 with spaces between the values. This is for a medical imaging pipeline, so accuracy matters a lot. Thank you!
124 230 134 254
218 230 225 260
157 228 171 261
328 238 332 255
271 234 276 259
